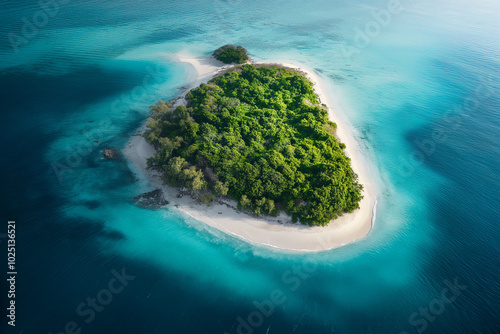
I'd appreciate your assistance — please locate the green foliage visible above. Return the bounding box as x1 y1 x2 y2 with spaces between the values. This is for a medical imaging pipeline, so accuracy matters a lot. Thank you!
212 45 250 64
238 195 252 211
145 64 363 226
214 181 229 196
160 156 206 193
199 191 216 205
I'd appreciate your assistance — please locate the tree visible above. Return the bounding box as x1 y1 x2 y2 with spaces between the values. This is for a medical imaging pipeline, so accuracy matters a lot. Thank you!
238 195 252 210
212 45 250 64
182 167 206 193
150 100 173 120
254 197 267 216
264 198 277 216
214 181 229 196
163 156 188 186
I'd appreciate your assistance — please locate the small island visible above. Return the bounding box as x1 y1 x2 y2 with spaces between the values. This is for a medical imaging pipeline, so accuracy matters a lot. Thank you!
124 45 376 251
212 44 250 64
144 58 362 226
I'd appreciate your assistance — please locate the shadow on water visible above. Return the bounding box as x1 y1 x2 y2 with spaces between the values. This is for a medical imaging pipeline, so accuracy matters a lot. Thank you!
402 70 500 332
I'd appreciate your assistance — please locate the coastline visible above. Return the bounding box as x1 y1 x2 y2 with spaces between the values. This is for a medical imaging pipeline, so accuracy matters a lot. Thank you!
123 52 377 252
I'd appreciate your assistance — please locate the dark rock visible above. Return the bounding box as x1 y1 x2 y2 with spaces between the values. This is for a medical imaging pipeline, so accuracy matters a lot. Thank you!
134 189 169 209
103 146 120 159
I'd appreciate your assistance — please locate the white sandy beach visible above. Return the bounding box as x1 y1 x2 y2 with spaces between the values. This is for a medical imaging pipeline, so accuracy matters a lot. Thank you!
123 52 377 252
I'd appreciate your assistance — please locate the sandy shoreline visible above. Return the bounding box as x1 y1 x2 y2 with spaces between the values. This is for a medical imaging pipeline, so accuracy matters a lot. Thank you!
123 52 377 252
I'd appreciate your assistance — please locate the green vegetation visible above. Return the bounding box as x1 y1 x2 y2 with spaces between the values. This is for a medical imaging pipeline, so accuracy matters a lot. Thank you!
145 64 362 226
212 45 250 64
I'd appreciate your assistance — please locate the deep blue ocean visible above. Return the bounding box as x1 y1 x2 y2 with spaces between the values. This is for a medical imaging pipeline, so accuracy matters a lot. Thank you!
1 0 499 333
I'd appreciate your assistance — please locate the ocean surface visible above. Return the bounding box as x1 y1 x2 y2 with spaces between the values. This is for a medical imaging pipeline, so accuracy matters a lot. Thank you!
1 0 499 333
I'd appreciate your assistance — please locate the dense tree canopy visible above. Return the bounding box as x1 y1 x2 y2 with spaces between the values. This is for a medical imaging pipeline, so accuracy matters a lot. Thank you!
145 64 362 226
212 45 250 64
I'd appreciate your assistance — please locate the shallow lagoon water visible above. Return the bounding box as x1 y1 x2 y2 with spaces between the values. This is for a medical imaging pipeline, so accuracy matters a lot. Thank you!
1 0 499 333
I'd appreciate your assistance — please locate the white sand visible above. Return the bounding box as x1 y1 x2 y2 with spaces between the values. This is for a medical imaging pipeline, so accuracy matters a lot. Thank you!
123 53 377 252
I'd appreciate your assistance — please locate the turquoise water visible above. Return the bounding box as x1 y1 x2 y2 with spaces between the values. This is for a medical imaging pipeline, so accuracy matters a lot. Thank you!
1 0 499 333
